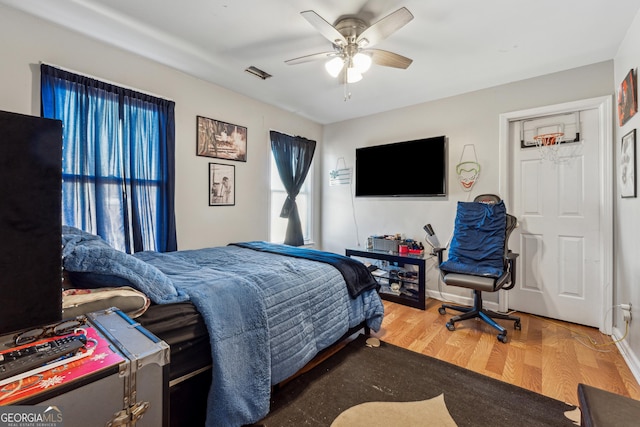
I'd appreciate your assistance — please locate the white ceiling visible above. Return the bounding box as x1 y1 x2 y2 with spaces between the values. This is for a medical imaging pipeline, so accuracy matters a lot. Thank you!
4 0 640 124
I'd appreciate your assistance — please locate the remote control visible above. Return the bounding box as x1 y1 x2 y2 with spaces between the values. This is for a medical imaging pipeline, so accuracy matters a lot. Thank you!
0 335 87 381
0 345 41 364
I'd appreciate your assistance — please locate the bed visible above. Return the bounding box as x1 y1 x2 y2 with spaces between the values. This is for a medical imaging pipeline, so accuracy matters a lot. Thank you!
61 226 384 426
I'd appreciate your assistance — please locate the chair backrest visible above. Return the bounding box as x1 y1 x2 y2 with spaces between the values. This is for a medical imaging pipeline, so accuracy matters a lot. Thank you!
473 194 517 263
473 194 501 204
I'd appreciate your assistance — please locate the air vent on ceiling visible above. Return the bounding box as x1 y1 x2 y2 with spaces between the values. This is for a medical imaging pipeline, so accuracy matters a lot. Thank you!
245 66 272 80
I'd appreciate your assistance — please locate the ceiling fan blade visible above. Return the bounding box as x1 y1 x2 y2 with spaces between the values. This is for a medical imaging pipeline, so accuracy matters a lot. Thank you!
300 10 347 46
285 51 338 65
356 7 414 48
367 49 413 69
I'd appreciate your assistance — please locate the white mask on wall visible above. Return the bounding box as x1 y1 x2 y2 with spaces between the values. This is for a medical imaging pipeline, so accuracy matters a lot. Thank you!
456 144 480 192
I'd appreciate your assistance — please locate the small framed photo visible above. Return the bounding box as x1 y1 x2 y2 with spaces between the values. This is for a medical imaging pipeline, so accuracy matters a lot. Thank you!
209 163 235 206
618 69 637 127
197 116 247 162
620 129 636 198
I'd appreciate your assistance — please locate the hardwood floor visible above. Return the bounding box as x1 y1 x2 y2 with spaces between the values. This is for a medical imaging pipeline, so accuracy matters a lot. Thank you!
370 299 640 407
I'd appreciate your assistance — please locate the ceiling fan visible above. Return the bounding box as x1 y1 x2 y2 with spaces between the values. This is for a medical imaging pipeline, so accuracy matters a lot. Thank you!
285 7 414 90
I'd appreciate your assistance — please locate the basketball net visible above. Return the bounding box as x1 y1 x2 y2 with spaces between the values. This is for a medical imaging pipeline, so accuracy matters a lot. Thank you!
533 132 565 163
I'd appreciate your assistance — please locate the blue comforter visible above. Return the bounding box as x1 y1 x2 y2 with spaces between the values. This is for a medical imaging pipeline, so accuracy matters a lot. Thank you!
61 227 384 426
231 241 379 297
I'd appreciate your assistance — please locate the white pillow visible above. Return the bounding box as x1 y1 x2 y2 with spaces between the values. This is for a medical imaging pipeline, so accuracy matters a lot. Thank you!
62 287 150 319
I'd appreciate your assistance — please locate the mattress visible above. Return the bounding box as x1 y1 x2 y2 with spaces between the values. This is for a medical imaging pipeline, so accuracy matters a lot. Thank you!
136 302 211 382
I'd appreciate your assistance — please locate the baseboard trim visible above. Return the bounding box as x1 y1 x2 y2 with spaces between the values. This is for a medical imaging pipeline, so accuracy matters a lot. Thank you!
426 290 501 312
427 289 471 307
613 324 640 385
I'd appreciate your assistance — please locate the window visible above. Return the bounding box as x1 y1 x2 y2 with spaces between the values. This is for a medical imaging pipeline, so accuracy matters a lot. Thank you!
269 152 313 244
40 64 177 253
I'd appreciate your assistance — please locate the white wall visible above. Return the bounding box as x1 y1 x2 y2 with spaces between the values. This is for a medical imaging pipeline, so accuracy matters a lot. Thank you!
614 8 640 379
320 62 613 303
0 4 323 250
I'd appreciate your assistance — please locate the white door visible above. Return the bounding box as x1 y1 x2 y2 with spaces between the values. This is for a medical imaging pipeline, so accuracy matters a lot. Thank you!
503 101 612 329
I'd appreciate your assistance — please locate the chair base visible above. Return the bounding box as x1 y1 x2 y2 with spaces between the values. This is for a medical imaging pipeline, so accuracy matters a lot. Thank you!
439 290 521 343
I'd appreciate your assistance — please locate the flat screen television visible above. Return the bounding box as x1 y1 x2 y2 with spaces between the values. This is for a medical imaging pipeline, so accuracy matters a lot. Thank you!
355 135 447 197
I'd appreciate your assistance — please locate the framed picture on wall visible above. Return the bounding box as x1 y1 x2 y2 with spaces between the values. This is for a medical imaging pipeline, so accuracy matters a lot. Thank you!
618 69 637 126
209 163 235 206
620 129 636 198
197 116 247 162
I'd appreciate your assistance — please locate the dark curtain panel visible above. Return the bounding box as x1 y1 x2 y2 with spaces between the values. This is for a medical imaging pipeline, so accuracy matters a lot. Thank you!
269 131 316 246
41 64 177 252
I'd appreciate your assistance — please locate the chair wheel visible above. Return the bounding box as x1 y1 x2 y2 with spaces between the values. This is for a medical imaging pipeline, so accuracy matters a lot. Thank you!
438 307 446 315
497 333 508 343
446 322 455 331
514 321 522 330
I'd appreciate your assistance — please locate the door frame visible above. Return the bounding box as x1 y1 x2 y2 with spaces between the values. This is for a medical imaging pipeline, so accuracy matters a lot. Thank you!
498 96 613 334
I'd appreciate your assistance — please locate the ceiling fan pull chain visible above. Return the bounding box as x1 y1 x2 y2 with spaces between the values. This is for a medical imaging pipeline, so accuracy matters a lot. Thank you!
343 79 352 101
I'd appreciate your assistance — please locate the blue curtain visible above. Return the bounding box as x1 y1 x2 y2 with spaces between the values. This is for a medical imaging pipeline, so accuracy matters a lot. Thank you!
269 131 316 246
41 64 176 253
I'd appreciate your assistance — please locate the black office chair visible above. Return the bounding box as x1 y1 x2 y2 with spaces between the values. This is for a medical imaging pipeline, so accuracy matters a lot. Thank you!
435 194 521 343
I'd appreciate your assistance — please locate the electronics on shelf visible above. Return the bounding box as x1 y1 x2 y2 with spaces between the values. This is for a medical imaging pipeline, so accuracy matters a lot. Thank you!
367 234 424 255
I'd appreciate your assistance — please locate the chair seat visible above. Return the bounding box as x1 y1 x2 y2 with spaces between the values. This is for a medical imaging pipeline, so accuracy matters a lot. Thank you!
443 273 498 292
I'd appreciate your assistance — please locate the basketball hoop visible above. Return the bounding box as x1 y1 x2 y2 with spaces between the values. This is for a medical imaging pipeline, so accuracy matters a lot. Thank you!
533 132 564 163
534 132 563 146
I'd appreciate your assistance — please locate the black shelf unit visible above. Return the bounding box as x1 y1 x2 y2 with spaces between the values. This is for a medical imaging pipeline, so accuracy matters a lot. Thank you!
346 248 426 310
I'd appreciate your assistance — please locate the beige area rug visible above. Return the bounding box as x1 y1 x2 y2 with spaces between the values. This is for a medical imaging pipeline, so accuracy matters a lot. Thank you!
331 395 581 426
331 394 458 427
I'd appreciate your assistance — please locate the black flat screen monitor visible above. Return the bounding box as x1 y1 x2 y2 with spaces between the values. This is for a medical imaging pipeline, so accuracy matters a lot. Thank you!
0 110 62 335
355 136 447 197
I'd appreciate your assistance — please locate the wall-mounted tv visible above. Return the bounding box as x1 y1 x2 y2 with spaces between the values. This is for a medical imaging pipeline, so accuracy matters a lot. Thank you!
355 135 447 197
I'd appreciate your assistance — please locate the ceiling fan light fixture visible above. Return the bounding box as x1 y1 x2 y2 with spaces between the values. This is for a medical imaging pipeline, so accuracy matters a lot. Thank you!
346 67 363 83
325 57 344 77
352 52 372 73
